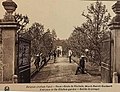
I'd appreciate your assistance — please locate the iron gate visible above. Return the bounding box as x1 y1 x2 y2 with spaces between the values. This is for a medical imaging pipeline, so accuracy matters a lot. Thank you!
101 31 112 83
16 37 31 83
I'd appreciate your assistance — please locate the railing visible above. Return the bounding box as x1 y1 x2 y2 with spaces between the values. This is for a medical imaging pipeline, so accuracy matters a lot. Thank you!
30 56 50 78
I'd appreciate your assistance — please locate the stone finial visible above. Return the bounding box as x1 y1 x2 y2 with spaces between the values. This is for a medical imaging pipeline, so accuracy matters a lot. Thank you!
109 1 120 30
112 1 120 14
2 0 17 22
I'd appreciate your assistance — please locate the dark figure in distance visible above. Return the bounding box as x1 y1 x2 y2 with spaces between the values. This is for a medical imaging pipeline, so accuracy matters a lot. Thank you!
53 50 57 63
68 49 72 63
34 54 40 71
75 55 85 75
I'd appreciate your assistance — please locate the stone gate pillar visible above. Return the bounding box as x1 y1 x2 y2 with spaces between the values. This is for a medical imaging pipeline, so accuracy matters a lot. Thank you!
109 1 120 83
0 0 18 82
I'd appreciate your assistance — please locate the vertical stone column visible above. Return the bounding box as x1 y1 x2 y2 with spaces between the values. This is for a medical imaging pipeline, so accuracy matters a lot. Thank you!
0 22 18 82
109 1 120 83
0 0 18 82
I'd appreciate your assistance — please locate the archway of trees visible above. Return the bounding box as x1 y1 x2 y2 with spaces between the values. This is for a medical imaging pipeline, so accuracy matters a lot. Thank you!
13 1 112 70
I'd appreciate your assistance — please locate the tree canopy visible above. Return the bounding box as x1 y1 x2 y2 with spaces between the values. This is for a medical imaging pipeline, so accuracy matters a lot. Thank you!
68 1 111 65
26 23 57 57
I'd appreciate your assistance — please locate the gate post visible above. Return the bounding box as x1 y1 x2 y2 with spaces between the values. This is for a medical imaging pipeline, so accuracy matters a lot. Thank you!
109 1 120 83
0 0 18 82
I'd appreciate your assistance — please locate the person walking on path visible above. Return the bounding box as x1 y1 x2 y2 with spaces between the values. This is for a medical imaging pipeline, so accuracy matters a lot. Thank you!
39 53 43 66
75 55 86 75
68 49 72 63
34 54 40 71
53 50 57 63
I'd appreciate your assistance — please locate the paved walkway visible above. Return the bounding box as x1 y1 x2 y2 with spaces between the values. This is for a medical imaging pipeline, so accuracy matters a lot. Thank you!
31 57 101 83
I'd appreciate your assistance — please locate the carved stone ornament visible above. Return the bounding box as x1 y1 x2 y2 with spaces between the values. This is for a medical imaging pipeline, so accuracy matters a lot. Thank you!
109 1 120 29
2 0 17 22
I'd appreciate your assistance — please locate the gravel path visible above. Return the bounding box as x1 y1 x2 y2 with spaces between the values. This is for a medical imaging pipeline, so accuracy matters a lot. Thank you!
31 57 101 83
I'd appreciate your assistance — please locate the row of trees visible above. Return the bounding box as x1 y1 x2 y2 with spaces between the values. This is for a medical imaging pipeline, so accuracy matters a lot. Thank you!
14 13 57 58
68 1 111 66
28 24 57 57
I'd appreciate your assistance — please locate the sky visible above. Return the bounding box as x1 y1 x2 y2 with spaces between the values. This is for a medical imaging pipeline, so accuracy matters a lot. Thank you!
0 0 116 39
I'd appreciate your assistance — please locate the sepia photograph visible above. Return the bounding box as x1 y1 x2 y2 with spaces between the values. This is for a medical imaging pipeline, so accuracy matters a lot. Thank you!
0 0 120 91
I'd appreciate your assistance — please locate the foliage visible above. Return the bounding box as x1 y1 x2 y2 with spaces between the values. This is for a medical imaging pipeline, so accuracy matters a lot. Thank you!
51 29 57 50
27 23 57 57
14 13 57 58
27 22 44 56
51 29 57 40
68 1 111 65
14 13 29 32
42 29 54 56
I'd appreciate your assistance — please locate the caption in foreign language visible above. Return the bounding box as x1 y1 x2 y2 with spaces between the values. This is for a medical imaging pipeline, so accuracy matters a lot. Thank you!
26 84 112 91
